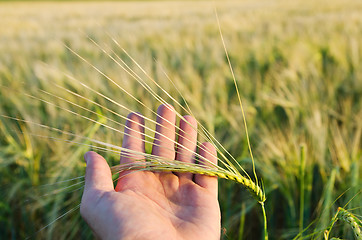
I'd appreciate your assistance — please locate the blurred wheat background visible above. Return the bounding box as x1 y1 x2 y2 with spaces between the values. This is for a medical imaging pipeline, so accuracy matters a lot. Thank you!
0 0 361 239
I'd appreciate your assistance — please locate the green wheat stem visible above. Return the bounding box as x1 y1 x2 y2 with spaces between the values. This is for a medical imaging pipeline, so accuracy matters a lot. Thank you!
261 202 268 240
299 144 306 235
238 202 246 240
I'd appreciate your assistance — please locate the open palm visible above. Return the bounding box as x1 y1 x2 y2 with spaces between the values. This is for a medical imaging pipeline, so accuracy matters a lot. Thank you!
80 104 221 240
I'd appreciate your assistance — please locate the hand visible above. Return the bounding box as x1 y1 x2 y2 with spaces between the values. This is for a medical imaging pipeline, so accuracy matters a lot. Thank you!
80 104 221 240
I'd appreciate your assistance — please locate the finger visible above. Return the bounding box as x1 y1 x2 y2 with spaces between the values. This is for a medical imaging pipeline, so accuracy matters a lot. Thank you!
84 151 114 193
194 142 218 197
81 151 113 233
116 112 146 191
151 104 176 160
120 112 145 164
175 115 197 180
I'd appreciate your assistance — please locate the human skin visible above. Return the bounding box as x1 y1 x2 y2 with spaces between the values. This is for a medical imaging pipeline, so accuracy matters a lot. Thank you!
80 104 221 240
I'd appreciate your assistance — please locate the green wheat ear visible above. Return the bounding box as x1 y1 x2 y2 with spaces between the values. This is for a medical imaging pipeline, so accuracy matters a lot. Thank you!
337 207 362 240
111 159 266 203
325 207 362 240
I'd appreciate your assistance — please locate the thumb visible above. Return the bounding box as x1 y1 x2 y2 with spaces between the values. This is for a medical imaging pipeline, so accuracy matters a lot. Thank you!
84 151 114 193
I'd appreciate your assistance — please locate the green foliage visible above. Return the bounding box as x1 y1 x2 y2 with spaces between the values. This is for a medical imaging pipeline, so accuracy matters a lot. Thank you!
0 0 361 239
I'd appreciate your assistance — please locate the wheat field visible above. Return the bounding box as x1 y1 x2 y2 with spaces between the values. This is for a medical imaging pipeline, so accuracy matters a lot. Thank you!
0 0 361 239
